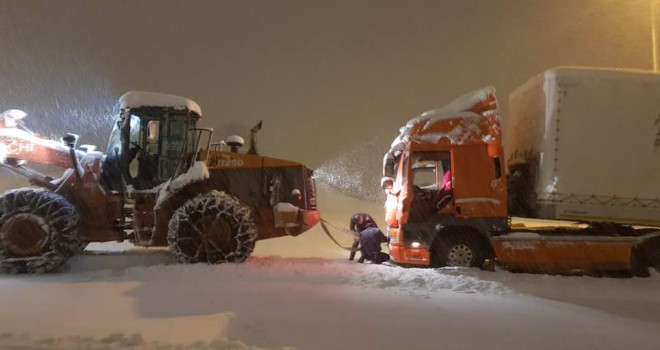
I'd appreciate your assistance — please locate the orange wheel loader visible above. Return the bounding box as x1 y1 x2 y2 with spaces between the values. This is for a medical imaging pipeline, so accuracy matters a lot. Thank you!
0 91 319 273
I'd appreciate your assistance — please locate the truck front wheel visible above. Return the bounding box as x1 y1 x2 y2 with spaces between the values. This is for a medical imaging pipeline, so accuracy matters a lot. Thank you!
0 188 81 273
167 190 257 264
431 230 490 268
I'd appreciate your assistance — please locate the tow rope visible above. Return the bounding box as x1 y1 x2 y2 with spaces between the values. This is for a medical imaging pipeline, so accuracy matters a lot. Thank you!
319 218 360 252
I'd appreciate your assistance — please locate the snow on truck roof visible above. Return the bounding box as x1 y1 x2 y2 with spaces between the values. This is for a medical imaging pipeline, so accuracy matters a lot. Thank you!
119 91 202 116
510 66 660 100
388 86 500 153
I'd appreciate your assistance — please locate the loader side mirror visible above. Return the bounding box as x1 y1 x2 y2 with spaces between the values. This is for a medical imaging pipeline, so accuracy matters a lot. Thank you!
61 133 79 148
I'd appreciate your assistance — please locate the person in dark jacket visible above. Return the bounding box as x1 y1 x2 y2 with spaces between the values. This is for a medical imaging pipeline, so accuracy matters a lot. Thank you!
356 226 390 264
348 213 377 261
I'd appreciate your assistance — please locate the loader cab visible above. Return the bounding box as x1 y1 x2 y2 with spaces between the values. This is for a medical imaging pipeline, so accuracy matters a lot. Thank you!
102 91 206 192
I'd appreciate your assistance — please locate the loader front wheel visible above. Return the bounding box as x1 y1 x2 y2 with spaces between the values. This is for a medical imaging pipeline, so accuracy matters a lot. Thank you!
167 190 257 264
431 230 489 268
0 188 80 273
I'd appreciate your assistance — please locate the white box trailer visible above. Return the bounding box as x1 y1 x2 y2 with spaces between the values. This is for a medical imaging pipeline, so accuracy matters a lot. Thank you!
507 67 660 226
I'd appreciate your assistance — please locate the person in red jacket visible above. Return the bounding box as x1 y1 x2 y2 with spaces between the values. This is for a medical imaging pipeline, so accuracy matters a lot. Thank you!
436 169 453 209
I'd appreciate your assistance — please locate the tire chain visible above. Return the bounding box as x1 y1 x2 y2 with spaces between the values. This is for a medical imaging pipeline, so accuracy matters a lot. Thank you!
0 188 80 273
167 190 257 264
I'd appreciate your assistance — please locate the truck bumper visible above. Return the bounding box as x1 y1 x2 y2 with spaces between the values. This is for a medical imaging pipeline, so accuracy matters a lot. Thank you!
389 244 431 266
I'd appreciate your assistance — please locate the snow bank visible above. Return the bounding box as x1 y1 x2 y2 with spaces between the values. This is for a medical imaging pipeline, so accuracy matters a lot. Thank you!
2 185 660 350
1 241 660 350
119 91 202 116
0 333 266 350
348 263 509 296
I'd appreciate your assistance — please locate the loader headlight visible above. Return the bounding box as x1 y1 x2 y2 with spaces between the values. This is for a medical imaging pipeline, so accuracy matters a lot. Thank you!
411 241 421 248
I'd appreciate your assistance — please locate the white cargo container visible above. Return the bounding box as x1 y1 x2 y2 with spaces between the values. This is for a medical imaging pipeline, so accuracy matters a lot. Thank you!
507 67 660 226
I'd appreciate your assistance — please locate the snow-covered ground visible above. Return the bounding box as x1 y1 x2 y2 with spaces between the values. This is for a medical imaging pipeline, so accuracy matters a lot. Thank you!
1 185 659 349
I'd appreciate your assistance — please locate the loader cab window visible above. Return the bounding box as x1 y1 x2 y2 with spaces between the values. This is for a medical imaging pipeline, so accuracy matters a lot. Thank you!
127 114 160 188
128 115 141 179
122 108 198 190
146 120 160 154
100 118 124 193
159 113 196 180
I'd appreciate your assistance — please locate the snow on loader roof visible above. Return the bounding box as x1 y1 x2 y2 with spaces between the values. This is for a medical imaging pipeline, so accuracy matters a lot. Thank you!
119 91 202 116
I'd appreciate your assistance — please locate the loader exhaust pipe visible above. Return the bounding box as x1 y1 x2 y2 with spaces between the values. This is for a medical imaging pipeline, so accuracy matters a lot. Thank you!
248 120 263 155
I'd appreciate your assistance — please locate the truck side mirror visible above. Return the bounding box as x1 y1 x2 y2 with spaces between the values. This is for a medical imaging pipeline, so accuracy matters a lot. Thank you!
381 176 394 190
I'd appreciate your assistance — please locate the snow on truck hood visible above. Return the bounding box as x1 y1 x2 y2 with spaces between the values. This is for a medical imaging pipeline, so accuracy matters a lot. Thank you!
119 91 202 116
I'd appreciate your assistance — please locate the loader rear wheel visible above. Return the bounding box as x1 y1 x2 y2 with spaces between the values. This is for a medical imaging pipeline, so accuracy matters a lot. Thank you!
431 230 489 268
0 188 80 274
167 190 257 264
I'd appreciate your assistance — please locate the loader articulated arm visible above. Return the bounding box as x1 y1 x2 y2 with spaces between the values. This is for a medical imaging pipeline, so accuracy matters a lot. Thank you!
0 110 84 189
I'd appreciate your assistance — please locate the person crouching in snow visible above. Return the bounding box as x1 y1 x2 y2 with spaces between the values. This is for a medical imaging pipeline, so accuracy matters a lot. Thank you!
348 213 377 261
356 225 390 264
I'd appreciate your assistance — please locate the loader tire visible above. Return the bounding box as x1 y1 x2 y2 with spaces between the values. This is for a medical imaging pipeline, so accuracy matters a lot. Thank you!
167 190 257 264
431 230 489 268
0 188 80 274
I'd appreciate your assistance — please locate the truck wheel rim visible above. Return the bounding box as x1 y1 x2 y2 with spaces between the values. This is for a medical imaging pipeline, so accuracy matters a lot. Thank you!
447 244 473 266
197 216 233 255
0 214 49 257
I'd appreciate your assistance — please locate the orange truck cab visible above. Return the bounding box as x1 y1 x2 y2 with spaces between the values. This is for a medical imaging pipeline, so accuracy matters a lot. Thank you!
382 87 508 267
382 83 660 277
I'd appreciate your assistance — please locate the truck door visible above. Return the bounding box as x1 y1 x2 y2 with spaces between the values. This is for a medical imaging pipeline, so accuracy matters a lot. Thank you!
451 144 503 217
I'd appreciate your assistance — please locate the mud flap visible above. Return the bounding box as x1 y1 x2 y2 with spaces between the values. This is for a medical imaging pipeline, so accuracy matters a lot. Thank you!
641 233 660 272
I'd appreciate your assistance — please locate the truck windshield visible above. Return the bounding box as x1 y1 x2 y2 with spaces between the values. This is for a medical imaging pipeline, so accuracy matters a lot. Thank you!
411 151 450 190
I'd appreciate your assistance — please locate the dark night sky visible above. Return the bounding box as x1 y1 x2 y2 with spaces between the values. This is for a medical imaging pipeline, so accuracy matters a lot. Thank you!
0 0 654 170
